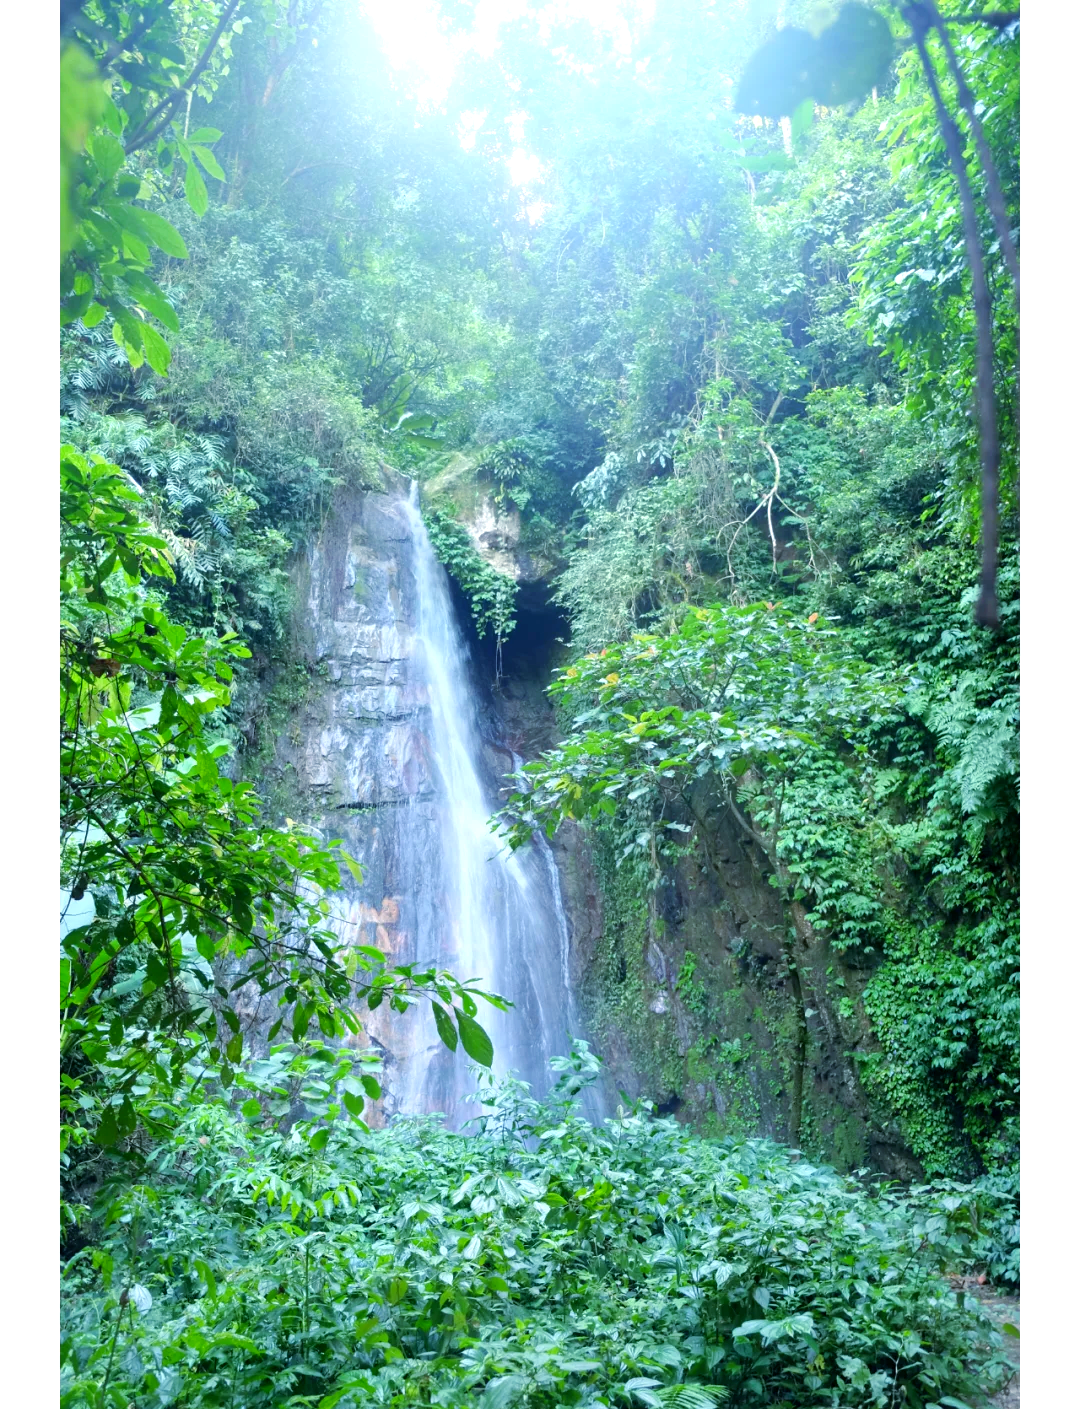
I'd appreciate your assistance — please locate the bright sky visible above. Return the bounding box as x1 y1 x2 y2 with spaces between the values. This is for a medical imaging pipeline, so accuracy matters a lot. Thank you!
361 1 656 219
361 0 653 109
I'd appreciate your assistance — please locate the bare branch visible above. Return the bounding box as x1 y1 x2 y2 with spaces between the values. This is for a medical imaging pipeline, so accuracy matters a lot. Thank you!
283 160 363 186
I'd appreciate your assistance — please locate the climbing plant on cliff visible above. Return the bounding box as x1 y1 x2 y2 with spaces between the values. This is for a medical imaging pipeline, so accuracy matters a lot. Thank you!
424 505 519 669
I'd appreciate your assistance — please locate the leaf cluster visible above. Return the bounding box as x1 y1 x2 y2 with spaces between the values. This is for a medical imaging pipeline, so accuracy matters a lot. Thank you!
60 444 500 1173
61 1052 1013 1409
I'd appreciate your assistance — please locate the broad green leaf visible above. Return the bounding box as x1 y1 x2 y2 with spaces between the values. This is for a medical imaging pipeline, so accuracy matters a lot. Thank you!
790 97 815 140
735 26 817 118
120 270 180 331
110 203 189 259
482 1375 527 1409
185 159 209 216
193 144 226 180
60 42 106 254
342 1089 366 1118
141 322 172 376
339 849 364 885
112 318 145 368
95 1105 120 1147
735 5 891 118
455 1008 493 1066
811 4 893 107
740 152 793 174
432 1001 459 1052
88 131 126 184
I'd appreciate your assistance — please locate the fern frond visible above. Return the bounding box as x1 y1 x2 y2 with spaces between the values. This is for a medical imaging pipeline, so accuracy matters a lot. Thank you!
656 1386 729 1407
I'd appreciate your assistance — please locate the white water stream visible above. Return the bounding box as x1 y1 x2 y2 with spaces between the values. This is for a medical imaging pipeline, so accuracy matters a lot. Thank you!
389 484 589 1121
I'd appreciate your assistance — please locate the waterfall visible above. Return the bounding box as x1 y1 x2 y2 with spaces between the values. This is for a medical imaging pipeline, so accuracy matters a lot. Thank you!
394 482 590 1118
311 482 592 1125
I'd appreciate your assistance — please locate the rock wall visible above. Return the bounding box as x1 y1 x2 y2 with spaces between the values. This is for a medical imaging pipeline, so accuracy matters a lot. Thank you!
246 479 590 1122
246 480 919 1173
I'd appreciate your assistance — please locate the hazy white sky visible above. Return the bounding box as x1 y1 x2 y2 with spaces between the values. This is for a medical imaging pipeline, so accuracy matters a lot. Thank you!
362 0 655 108
360 1 657 218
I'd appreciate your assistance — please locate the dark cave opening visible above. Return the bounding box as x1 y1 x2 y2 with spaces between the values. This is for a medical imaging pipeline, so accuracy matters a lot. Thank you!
442 574 571 692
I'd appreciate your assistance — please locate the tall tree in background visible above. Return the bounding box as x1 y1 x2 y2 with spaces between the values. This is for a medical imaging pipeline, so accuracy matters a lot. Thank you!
735 2 1019 626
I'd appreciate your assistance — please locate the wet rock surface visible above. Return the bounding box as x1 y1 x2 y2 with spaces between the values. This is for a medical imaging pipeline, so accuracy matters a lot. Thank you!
254 482 589 1123
244 482 920 1171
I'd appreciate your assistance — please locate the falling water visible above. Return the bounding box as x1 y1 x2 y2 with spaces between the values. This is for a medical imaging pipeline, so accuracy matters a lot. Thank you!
316 482 592 1124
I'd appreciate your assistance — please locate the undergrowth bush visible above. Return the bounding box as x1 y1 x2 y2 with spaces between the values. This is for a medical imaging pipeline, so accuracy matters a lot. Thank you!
61 1045 1012 1409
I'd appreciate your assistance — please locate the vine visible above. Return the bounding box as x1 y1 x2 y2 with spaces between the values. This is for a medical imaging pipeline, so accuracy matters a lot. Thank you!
422 505 518 676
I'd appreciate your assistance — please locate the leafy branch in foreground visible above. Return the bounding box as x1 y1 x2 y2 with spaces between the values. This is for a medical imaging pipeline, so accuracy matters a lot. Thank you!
496 602 897 854
61 1 239 370
61 445 503 1164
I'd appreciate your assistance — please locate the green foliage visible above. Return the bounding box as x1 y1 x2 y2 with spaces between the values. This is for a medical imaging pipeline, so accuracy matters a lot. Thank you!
850 16 1019 514
59 6 1021 1360
675 953 709 1018
497 601 895 863
60 402 296 644
423 506 519 647
735 4 894 119
877 1170 1020 1290
61 1052 1012 1409
470 2 1019 1180
60 1 246 369
60 446 502 1176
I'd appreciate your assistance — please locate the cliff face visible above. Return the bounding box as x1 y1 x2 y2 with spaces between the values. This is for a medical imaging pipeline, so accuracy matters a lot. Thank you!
245 481 589 1124
550 813 921 1177
248 483 918 1173
489 599 920 1178
242 482 445 1108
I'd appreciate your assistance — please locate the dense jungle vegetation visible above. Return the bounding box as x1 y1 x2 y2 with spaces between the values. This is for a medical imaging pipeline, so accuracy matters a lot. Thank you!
60 2 1019 1405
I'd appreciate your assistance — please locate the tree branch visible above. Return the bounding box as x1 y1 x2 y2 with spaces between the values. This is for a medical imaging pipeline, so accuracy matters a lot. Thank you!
937 10 1019 27
125 0 243 156
927 3 1020 296
282 160 363 186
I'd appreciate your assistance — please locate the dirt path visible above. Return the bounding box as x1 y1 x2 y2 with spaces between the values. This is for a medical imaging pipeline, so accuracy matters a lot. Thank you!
960 1281 1019 1407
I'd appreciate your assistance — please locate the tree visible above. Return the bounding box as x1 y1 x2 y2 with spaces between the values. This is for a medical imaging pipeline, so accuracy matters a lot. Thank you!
59 2 501 1175
734 2 1019 628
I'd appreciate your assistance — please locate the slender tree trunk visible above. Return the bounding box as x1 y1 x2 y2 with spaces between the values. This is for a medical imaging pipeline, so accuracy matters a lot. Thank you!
906 7 1002 629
